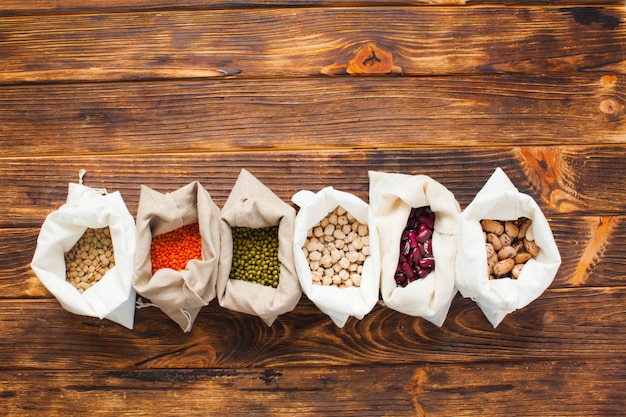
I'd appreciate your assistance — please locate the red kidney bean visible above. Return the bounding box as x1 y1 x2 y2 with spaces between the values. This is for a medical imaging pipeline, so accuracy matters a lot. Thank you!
401 239 411 256
422 240 433 257
401 262 416 280
415 223 432 242
411 247 422 264
417 266 432 278
416 212 435 230
398 253 408 265
395 206 436 287
418 257 435 269
394 271 407 286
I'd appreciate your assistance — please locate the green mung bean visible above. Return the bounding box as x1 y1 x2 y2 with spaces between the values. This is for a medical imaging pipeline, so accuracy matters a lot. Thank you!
230 226 280 288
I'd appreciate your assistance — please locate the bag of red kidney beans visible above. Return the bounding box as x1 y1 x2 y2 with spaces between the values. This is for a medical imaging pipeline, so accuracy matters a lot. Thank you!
369 171 460 327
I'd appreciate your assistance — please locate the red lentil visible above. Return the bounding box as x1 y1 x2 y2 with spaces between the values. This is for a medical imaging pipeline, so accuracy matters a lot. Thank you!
151 223 202 274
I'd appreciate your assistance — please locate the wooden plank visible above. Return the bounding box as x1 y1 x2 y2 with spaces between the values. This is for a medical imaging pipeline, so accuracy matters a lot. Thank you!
1 287 626 370
2 0 624 17
1 146 625 228
2 359 625 416
0 7 623 83
0 75 623 156
3 214 624 299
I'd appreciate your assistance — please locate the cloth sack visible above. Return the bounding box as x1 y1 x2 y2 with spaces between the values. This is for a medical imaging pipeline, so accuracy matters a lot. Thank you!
292 186 380 328
455 167 561 327
134 181 221 332
369 171 460 326
216 169 300 326
31 173 137 329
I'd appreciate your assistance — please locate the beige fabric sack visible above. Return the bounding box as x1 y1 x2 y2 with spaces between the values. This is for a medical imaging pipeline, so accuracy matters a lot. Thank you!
292 186 380 328
216 169 300 326
369 171 460 327
31 172 137 329
134 181 221 332
455 168 562 327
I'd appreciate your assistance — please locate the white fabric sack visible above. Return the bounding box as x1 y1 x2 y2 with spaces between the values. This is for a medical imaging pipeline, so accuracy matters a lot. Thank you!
292 187 380 328
31 181 137 329
369 171 460 326
455 167 561 327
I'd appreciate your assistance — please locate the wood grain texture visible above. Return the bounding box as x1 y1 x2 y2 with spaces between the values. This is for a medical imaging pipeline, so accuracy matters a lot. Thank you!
2 359 625 416
1 288 626 370
2 0 626 414
0 7 624 83
2 215 624 299
1 146 625 228
2 0 625 17
0 75 623 156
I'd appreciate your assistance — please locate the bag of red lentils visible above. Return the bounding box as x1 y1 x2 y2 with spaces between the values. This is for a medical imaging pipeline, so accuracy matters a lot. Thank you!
216 169 300 326
455 168 561 327
292 186 380 328
133 181 221 332
369 171 460 326
31 170 137 329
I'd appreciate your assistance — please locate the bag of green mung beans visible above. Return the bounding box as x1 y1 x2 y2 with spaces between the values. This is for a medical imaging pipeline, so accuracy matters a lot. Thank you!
133 181 221 332
31 170 137 329
216 169 300 326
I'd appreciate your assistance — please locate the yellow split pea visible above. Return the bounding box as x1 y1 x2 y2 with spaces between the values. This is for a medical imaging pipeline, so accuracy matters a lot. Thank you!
64 227 115 293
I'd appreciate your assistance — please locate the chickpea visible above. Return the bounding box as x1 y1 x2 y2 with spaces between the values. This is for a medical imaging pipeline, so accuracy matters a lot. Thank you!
304 206 369 288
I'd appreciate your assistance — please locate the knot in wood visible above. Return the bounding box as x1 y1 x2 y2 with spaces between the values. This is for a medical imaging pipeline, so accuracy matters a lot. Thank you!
600 75 619 88
346 43 402 75
599 99 618 115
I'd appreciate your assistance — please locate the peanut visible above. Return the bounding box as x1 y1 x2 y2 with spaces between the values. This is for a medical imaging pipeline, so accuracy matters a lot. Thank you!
511 263 524 279
480 217 540 280
493 258 515 277
480 219 504 235
497 245 517 261
487 233 503 251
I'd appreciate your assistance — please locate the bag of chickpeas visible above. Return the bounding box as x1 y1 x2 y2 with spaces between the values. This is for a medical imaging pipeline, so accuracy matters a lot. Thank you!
133 181 221 332
292 186 380 328
31 171 137 329
455 167 561 327
369 171 460 327
216 169 301 326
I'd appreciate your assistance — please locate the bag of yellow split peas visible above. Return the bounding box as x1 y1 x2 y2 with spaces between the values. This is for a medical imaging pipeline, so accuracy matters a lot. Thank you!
31 170 137 329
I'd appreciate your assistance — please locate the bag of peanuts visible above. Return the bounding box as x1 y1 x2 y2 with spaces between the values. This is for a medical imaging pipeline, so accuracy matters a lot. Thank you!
216 169 300 326
455 167 561 327
31 171 137 329
292 186 380 328
133 181 221 332
369 171 460 326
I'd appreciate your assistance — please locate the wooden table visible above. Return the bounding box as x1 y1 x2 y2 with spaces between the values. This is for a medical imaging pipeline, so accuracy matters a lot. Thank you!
1 0 625 415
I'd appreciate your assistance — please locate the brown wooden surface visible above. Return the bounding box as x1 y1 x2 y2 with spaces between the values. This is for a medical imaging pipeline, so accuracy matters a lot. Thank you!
1 0 625 415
